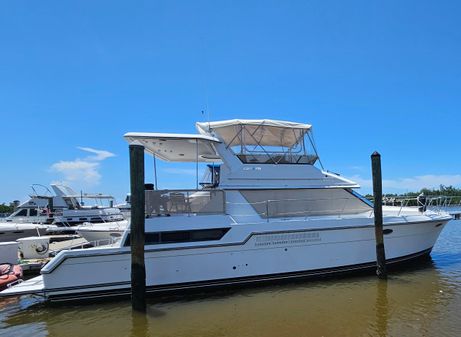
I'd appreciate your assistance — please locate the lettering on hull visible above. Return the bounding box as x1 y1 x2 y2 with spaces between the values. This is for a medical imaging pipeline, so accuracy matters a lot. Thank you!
254 232 321 247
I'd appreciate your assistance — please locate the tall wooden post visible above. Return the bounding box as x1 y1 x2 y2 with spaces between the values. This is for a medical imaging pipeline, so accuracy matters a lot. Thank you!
371 151 387 279
130 143 146 312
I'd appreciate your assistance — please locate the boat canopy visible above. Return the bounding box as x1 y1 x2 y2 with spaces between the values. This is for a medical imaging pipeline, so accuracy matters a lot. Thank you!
196 119 312 148
196 119 318 165
124 132 222 162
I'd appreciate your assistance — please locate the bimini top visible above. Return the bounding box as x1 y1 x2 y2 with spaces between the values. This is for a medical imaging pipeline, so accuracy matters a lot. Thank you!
124 132 221 162
196 119 312 148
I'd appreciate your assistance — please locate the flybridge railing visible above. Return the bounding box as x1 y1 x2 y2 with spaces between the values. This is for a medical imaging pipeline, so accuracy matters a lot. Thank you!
372 195 461 206
143 190 458 219
367 195 461 216
144 190 225 217
236 153 318 165
144 189 379 218
144 190 372 219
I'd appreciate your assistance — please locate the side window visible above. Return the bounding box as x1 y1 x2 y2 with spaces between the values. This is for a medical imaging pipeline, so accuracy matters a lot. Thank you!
15 209 28 217
123 228 229 246
29 209 38 216
190 228 228 241
161 231 190 243
146 232 160 244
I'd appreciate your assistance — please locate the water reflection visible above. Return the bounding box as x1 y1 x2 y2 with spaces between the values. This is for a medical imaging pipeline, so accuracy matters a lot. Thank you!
1 221 460 337
131 311 149 337
373 280 389 337
0 263 455 337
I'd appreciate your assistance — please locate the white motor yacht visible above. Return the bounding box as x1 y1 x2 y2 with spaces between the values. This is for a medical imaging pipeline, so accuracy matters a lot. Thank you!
0 119 451 302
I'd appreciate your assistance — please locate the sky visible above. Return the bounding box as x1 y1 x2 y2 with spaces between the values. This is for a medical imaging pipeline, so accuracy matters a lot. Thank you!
1 1 461 204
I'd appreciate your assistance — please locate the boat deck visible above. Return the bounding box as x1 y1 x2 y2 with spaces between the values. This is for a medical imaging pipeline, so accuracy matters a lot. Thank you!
0 275 44 297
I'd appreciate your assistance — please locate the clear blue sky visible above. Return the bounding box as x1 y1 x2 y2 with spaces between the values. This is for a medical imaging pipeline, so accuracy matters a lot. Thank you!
1 1 461 204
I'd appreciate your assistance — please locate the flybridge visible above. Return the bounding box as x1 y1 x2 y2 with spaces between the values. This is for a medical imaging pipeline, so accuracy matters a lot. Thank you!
124 119 358 190
124 119 319 165
196 119 319 165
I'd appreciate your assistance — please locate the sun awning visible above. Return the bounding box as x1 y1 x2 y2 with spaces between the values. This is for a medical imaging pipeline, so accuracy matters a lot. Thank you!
123 132 222 162
196 119 312 148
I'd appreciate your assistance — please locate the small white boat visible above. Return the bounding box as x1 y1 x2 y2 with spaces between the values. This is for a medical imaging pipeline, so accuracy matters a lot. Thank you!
76 220 127 245
0 222 59 243
0 119 451 302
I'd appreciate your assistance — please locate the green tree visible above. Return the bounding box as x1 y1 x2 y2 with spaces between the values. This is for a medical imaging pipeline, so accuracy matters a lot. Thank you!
0 203 13 213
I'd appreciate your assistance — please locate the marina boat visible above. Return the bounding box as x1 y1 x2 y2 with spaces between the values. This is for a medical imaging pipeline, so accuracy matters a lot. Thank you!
0 119 451 302
4 184 125 226
0 184 125 241
0 223 58 243
76 220 128 245
115 194 131 219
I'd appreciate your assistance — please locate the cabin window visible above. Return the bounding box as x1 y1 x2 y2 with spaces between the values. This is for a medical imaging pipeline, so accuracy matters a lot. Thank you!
124 228 230 246
64 197 80 210
14 209 28 217
145 232 160 244
190 228 229 241
240 188 372 218
161 231 190 243
29 209 38 216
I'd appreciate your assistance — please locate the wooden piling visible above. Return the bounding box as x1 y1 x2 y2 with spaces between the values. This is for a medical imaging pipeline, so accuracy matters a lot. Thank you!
129 143 146 312
371 151 387 279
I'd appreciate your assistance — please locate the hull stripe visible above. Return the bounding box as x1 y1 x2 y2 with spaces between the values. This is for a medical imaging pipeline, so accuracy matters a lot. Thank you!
42 219 448 274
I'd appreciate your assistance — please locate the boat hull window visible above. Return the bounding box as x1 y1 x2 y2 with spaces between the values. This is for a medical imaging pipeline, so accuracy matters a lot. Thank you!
240 188 372 218
123 228 230 246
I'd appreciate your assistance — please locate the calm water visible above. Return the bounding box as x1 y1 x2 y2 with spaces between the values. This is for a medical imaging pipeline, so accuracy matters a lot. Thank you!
1 220 460 337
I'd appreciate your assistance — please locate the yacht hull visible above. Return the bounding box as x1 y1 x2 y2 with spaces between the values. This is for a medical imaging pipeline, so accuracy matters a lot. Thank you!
42 247 432 302
20 218 447 302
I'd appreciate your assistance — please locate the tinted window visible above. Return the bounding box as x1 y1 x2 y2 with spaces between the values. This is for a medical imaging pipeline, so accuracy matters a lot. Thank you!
191 229 228 241
146 232 160 244
161 231 190 243
124 228 229 246
29 209 38 216
14 209 28 216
